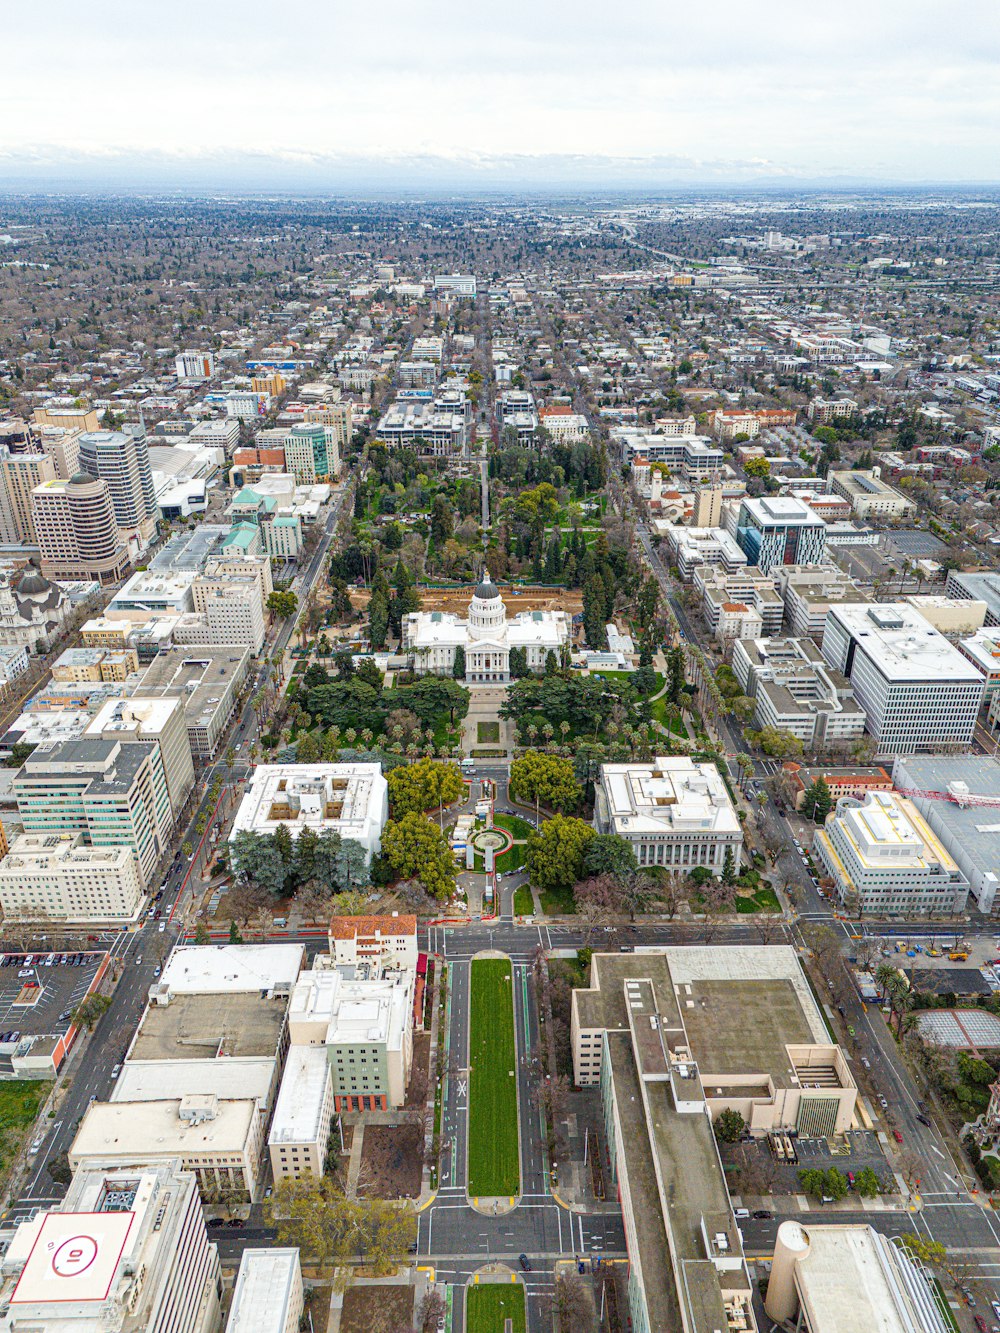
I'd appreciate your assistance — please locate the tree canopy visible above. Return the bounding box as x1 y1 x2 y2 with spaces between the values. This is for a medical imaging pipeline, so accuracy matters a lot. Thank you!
387 758 464 816
509 750 582 815
526 815 596 892
380 813 456 900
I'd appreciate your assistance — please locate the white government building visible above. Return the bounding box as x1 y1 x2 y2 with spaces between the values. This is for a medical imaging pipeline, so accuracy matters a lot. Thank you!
229 763 388 865
402 575 571 684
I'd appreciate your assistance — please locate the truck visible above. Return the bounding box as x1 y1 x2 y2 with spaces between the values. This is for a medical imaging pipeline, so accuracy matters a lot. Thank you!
949 951 969 962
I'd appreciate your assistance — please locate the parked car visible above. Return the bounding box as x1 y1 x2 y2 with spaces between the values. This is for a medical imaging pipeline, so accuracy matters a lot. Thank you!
893 1130 904 1144
518 1254 531 1271
861 1057 871 1069
917 1113 932 1128
752 1209 772 1220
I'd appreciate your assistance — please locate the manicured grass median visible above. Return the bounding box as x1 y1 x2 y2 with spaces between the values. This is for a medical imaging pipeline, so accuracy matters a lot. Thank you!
466 1282 526 1333
513 885 534 916
468 958 520 1198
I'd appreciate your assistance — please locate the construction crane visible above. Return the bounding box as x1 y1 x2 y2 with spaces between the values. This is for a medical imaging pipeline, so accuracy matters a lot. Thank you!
893 785 1000 810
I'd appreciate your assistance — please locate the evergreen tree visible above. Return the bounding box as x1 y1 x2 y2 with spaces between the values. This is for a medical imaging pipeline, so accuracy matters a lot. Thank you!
452 645 466 679
802 777 834 823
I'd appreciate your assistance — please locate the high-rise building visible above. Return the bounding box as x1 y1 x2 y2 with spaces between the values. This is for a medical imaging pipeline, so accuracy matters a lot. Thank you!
821 602 984 754
692 484 723 527
735 496 827 573
0 832 144 923
175 350 216 382
282 423 337 483
77 430 158 555
0 1159 222 1333
13 737 173 889
32 473 132 585
85 696 195 820
0 449 55 544
37 423 82 478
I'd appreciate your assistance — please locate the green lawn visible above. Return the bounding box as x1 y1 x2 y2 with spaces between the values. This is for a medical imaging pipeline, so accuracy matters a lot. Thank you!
538 883 577 915
466 1282 526 1333
493 813 534 841
513 885 534 916
497 842 526 872
468 959 520 1198
477 721 500 744
0 1081 47 1178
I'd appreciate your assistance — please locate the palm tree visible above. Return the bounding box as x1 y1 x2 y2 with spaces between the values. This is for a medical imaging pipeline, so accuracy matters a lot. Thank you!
559 721 570 744
361 728 374 748
344 728 357 747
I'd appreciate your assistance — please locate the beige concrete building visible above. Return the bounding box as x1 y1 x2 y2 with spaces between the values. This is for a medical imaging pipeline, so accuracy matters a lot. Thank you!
37 423 82 478
765 1221 949 1332
137 644 251 758
829 468 915 519
909 595 988 638
32 473 131 585
51 646 139 682
0 832 144 923
70 1094 266 1203
33 403 100 431
0 449 55 544
268 1045 335 1181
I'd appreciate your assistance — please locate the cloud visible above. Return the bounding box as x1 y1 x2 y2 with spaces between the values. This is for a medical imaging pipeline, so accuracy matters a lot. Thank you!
2 0 999 183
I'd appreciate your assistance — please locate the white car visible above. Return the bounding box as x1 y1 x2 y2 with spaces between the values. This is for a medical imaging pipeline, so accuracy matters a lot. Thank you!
861 1057 871 1069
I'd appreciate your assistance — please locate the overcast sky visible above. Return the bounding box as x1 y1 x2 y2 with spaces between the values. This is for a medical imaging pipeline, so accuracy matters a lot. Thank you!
2 0 997 185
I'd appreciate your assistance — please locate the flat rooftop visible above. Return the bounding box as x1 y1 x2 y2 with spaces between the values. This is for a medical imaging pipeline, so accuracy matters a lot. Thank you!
269 1046 331 1145
228 1249 301 1333
71 1097 257 1160
112 1057 276 1108
829 603 984 684
680 978 813 1085
129 992 287 1061
157 943 303 995
599 757 740 838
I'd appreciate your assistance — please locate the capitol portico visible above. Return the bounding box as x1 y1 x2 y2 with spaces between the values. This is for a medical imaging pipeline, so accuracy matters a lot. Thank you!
402 576 571 684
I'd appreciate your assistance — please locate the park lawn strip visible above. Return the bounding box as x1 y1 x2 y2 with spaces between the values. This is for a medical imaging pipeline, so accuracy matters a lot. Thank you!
466 1282 526 1333
468 958 520 1198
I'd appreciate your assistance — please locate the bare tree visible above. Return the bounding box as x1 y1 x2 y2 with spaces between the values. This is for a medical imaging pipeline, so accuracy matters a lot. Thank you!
552 1271 596 1333
415 1289 448 1333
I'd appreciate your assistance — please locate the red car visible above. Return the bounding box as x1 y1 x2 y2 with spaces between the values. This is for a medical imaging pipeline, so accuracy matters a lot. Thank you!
893 1130 904 1144
974 1315 987 1333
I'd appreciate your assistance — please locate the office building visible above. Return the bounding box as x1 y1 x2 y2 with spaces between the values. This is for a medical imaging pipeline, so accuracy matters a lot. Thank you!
572 946 856 1333
268 1046 335 1181
375 397 469 454
287 967 414 1111
697 566 785 636
779 761 893 812
33 402 100 431
828 468 916 519
945 569 1000 627
821 603 984 754
281 423 338 484
0 832 144 923
34 424 81 479
732 637 866 747
714 600 763 647
594 757 743 874
13 737 173 890
85 697 195 819
70 1095 266 1204
665 526 747 582
229 763 388 865
772 564 869 639
957 627 1000 704
175 350 216 381
907 596 986 638
137 645 251 757
615 429 725 480
327 914 418 970
304 400 352 457
191 568 266 655
892 755 1000 915
814 790 968 915
226 1250 303 1333
32 473 131 585
692 484 724 527
77 431 158 555
765 1222 949 1332
0 448 55 543
433 273 476 296
735 496 827 573
0 1159 221 1333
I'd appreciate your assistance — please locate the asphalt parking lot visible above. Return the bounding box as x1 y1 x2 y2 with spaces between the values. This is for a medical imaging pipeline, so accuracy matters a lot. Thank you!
0 951 104 1045
724 1130 894 1195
